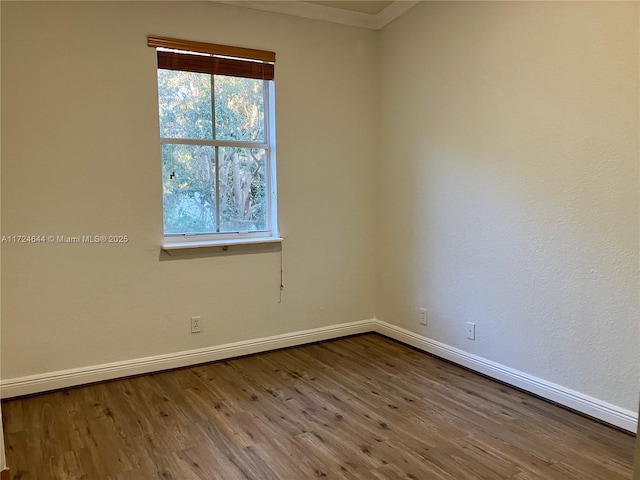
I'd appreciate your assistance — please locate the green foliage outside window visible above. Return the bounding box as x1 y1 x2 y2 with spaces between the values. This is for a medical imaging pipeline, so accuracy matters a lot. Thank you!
158 70 268 235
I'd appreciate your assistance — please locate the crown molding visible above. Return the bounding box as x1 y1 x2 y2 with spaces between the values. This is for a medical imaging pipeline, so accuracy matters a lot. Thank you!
214 1 419 30
372 1 418 29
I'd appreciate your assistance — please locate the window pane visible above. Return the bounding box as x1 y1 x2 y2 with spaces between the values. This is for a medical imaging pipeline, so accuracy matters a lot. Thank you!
158 70 213 140
215 76 265 142
219 147 267 232
162 144 216 234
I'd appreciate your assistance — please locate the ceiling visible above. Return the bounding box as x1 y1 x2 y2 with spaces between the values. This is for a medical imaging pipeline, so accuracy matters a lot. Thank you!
215 1 419 29
307 1 394 15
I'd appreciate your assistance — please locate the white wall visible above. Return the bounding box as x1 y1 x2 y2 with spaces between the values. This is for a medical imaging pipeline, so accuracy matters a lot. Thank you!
376 1 639 411
635 401 640 480
0 1 377 379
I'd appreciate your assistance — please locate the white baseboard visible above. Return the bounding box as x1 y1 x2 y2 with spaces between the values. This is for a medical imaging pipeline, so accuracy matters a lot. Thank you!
373 320 638 433
0 319 376 400
2 317 636 433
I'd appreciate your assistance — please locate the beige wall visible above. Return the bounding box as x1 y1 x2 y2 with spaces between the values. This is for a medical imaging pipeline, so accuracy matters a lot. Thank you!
0 1 377 378
1 1 6 471
377 1 639 411
1 0 639 423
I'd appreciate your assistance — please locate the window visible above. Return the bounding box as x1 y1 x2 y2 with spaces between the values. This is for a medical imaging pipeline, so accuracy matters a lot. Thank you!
148 36 280 248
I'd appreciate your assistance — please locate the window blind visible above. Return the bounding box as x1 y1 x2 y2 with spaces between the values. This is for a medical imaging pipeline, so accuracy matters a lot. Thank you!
147 35 275 81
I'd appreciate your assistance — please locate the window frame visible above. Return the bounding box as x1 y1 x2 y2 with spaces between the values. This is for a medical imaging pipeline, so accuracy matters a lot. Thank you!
149 36 281 249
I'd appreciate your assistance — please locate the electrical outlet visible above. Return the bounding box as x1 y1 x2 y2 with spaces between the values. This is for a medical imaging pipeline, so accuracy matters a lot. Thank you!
466 322 475 340
191 316 202 333
419 308 428 326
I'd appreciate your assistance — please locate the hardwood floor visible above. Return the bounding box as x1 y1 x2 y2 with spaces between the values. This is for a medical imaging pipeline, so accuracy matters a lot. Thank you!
2 334 635 479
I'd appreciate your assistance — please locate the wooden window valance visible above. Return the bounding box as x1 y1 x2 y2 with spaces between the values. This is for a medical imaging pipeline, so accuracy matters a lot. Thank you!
148 35 275 81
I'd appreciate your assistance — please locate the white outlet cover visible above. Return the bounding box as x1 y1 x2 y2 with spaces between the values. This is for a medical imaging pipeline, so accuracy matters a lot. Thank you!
419 308 428 326
466 322 475 340
191 316 202 333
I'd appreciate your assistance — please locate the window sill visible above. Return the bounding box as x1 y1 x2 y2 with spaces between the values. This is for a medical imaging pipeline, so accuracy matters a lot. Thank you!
161 236 283 251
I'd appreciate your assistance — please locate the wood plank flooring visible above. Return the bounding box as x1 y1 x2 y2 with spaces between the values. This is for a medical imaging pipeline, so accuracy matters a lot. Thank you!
2 334 635 479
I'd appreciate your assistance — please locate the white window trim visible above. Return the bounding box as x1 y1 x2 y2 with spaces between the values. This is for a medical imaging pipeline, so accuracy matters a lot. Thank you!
162 235 283 250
